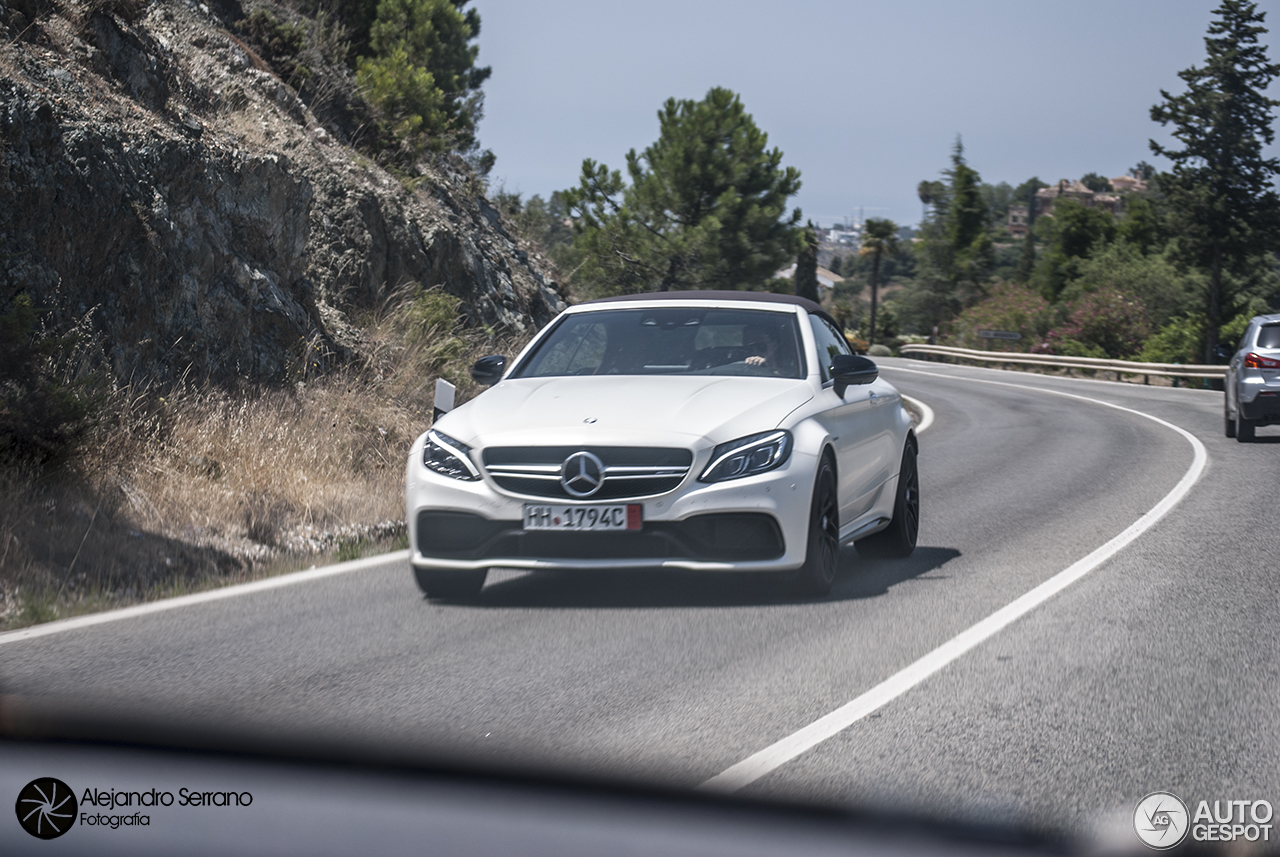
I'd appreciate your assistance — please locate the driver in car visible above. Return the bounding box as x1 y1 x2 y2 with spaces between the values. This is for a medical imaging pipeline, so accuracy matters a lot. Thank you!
743 323 779 370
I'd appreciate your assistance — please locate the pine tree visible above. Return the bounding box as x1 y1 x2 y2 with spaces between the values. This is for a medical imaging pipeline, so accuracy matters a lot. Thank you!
1150 0 1280 362
794 222 820 302
944 140 993 292
562 88 803 294
356 0 491 153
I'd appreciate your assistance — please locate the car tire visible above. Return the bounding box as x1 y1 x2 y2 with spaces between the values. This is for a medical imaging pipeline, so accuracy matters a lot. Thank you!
855 440 919 559
1236 411 1256 442
1225 411 1236 438
793 453 838 597
413 566 487 600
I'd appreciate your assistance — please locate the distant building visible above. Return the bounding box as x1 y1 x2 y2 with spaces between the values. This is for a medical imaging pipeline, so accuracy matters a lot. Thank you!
824 225 861 247
1109 175 1148 194
775 264 845 292
1008 204 1029 236
1034 178 1120 218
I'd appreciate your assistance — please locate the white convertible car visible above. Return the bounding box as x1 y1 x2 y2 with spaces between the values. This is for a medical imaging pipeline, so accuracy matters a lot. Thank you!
405 291 918 598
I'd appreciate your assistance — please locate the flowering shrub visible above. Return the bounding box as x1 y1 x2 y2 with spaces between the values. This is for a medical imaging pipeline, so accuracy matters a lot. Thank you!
943 281 1050 351
842 331 869 354
1042 287 1152 358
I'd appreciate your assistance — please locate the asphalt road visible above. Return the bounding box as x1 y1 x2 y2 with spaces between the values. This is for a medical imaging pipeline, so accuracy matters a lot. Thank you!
4 358 1278 840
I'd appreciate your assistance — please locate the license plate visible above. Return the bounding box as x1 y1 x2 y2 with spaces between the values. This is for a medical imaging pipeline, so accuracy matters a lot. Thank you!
522 504 642 531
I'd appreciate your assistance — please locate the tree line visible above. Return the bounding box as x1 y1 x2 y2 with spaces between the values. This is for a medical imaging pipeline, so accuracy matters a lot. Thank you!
502 0 1280 367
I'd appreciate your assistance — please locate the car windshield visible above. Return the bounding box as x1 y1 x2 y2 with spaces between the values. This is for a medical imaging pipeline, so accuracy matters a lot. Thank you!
513 308 805 379
1258 324 1280 349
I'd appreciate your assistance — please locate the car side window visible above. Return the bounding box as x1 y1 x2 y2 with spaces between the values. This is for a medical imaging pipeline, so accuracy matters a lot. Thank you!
808 315 850 383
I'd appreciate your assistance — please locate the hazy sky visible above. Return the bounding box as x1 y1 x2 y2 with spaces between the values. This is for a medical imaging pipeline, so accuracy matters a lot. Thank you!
471 0 1280 229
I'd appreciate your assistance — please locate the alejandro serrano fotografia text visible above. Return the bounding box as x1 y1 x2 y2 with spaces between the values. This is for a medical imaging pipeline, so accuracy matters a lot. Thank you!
81 787 254 809
75 787 253 830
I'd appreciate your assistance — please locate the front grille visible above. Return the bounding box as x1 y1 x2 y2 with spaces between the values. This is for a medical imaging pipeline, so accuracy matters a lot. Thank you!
482 446 693 500
415 511 784 562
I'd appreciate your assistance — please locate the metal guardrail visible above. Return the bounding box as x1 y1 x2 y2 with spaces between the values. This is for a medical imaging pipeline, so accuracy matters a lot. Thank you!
898 344 1227 381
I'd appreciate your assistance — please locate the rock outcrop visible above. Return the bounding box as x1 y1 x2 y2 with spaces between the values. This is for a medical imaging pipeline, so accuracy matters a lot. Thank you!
0 0 564 384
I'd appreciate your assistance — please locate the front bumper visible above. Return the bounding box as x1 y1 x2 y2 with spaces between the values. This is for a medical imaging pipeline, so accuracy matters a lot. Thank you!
405 438 818 572
414 510 785 570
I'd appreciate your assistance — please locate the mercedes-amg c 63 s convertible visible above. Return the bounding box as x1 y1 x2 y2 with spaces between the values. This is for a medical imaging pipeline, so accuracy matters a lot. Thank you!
405 291 918 598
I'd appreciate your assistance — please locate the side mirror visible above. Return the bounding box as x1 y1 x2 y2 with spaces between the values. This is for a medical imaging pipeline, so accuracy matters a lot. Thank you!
831 354 878 397
1214 344 1234 364
470 355 507 386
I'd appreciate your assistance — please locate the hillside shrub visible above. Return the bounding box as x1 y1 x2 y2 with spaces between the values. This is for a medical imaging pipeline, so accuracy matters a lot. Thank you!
1138 314 1205 364
1042 287 1151 358
235 10 308 83
944 280 1051 351
0 295 100 467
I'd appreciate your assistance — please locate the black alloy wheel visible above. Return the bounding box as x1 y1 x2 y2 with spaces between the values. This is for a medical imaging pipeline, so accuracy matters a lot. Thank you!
855 440 919 559
794 454 839 596
414 566 487 600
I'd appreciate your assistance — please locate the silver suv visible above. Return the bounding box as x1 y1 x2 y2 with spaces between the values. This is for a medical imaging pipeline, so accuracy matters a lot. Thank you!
1224 312 1280 441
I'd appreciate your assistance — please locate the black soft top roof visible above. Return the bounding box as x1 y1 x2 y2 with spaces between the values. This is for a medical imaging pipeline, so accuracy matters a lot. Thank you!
583 290 838 329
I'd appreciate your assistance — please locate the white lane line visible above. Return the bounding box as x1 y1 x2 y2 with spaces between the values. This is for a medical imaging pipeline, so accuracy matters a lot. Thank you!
0 550 410 646
899 394 934 435
700 368 1208 793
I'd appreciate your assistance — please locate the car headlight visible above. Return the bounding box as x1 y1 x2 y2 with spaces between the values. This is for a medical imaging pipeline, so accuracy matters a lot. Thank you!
699 430 793 483
422 430 480 481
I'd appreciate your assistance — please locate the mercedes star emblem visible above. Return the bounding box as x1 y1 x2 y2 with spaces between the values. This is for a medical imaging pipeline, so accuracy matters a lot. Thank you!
560 451 605 498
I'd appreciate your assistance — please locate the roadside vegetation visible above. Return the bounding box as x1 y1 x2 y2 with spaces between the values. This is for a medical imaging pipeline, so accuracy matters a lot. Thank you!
0 0 511 627
0 287 527 630
833 1 1279 365
498 1 1280 371
228 0 494 173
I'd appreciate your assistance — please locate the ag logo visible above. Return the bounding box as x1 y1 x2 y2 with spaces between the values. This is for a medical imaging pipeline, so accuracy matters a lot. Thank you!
1134 792 1189 849
16 777 77 839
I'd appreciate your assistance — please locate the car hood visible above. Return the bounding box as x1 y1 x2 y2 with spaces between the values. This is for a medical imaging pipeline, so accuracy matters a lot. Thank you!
438 375 814 449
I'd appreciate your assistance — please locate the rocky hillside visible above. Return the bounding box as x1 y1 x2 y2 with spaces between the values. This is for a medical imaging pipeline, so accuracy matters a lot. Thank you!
0 0 565 384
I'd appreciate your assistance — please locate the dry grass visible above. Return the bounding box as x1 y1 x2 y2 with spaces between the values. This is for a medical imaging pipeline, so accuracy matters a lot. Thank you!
0 287 530 630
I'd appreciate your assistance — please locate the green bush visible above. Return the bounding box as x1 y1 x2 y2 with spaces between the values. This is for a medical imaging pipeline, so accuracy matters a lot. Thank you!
393 286 469 378
357 46 446 147
1221 297 1272 348
1138 315 1204 364
1061 243 1200 329
0 295 99 467
236 10 308 82
1137 299 1269 364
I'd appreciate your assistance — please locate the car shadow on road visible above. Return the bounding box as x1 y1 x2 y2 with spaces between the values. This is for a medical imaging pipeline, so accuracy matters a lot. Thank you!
831 546 962 599
446 545 962 609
